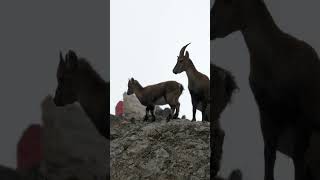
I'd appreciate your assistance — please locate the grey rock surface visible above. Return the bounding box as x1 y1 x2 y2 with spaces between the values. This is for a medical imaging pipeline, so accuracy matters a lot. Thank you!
305 132 320 179
123 93 146 120
0 165 44 180
40 95 108 180
110 115 210 180
0 165 21 180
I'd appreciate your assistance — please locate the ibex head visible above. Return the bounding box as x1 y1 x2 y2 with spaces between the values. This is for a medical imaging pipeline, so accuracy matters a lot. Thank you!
173 43 193 74
54 50 78 106
211 0 244 40
127 78 135 95
127 77 143 96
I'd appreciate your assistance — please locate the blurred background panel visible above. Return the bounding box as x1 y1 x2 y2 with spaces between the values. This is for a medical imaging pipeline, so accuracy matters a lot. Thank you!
211 0 320 179
0 0 108 169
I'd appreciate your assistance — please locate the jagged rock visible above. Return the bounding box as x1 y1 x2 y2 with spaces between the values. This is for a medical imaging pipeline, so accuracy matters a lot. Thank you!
154 107 171 119
40 95 108 180
0 165 46 180
110 115 210 179
123 92 167 120
0 165 21 180
123 93 146 120
305 132 320 179
17 124 43 171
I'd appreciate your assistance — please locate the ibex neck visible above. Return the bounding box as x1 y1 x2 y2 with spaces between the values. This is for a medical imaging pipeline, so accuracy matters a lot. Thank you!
133 85 144 102
185 65 199 82
240 0 281 57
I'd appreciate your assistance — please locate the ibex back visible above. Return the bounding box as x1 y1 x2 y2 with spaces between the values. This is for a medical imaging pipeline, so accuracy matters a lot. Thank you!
127 78 183 122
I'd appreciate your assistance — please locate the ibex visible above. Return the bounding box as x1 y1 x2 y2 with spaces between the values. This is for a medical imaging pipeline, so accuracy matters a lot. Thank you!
211 63 238 177
54 50 109 139
212 0 320 179
127 78 184 122
173 43 210 122
212 64 238 123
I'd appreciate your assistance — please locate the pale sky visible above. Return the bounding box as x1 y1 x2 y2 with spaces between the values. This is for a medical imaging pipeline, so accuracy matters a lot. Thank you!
110 0 210 120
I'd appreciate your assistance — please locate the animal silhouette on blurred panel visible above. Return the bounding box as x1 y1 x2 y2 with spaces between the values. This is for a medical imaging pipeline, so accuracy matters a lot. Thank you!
211 63 238 177
212 0 320 179
54 50 109 139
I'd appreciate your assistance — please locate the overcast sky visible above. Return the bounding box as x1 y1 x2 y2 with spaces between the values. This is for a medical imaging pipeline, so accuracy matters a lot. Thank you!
110 0 210 120
211 0 320 179
0 0 108 168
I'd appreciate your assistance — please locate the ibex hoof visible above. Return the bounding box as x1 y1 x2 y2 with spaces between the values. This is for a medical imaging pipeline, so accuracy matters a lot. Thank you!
191 119 196 122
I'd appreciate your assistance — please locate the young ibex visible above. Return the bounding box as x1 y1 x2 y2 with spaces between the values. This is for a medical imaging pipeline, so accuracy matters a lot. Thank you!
173 43 210 122
211 63 238 177
127 78 184 122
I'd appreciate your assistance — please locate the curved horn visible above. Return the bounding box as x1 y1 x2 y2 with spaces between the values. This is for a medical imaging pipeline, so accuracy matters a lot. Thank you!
179 43 191 57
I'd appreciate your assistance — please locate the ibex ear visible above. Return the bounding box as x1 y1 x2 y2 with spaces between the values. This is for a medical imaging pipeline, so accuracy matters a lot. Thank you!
65 50 78 70
185 51 189 59
59 51 65 68
131 78 134 81
59 51 64 61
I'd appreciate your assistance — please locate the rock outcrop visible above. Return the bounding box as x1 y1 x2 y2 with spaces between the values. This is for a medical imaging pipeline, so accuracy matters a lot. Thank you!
40 95 108 180
17 124 43 171
0 165 21 180
110 115 210 179
305 133 320 179
123 93 146 120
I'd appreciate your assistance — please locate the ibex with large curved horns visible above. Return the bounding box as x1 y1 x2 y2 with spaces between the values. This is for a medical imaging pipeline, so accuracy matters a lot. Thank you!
173 43 210 121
